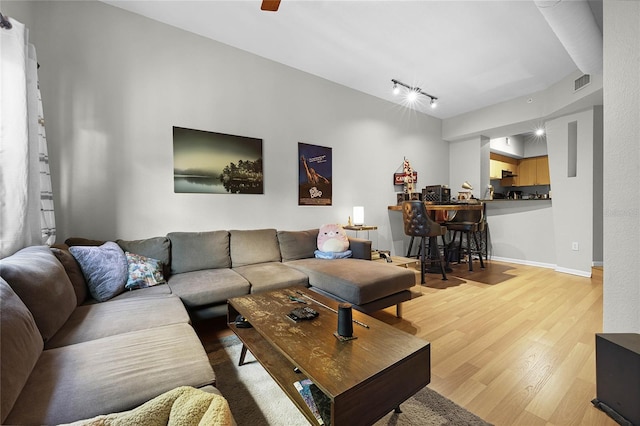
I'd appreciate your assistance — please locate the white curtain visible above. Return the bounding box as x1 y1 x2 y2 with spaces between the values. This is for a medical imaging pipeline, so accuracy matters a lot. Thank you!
0 17 55 258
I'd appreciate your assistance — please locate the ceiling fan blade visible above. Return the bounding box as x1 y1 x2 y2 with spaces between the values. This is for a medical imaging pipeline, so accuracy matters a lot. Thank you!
261 0 281 12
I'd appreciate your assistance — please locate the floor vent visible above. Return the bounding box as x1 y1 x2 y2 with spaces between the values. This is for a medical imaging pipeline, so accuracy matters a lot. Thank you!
574 74 591 92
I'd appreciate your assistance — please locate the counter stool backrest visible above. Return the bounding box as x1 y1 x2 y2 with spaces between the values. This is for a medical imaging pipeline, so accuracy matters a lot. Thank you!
448 206 483 225
402 201 442 237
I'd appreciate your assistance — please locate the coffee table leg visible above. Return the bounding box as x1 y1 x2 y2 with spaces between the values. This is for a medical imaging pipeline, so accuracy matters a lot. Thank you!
239 344 248 366
394 406 402 413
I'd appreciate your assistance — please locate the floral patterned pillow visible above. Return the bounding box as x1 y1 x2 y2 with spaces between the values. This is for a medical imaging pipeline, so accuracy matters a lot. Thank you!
125 252 166 290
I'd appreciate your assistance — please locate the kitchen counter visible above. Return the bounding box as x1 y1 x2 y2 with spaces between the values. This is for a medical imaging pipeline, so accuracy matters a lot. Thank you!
482 198 552 202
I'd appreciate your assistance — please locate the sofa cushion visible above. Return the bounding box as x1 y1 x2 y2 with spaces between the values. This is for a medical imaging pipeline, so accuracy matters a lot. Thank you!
230 229 281 267
168 231 230 274
4 324 215 425
125 252 166 290
108 284 173 301
0 279 44 424
69 242 128 302
116 236 171 278
0 245 77 341
285 258 415 305
233 262 309 293
167 269 250 307
51 246 88 305
45 295 190 349
277 229 318 262
64 237 106 247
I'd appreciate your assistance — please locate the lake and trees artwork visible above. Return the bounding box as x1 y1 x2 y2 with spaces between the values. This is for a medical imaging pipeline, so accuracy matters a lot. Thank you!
173 127 263 194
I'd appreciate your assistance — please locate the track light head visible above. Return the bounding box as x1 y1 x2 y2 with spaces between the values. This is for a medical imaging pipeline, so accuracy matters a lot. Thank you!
391 78 438 108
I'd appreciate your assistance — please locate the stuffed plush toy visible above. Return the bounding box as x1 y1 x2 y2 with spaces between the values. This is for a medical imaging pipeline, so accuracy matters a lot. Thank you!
316 224 352 259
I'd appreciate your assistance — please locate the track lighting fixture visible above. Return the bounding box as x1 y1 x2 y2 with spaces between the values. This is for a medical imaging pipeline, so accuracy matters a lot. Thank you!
391 79 438 108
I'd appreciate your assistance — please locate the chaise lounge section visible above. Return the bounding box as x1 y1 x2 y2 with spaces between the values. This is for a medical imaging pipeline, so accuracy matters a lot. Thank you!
166 227 416 319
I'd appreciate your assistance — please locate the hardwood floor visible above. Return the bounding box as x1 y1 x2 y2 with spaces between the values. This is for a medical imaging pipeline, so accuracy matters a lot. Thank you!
369 261 614 426
197 261 616 426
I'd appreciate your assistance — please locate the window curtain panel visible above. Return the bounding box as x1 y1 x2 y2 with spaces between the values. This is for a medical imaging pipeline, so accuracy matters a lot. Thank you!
0 17 55 258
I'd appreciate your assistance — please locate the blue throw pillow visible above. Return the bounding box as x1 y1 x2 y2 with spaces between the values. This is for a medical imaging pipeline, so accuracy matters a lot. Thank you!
69 242 128 302
314 250 352 259
125 252 166 290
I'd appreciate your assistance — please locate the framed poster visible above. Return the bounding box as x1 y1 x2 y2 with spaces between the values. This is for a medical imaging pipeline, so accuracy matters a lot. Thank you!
298 143 332 206
173 126 263 194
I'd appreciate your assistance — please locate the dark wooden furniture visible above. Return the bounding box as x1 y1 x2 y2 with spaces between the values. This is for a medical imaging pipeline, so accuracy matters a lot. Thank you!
401 201 448 282
227 287 431 426
444 204 485 271
388 202 485 213
592 333 640 425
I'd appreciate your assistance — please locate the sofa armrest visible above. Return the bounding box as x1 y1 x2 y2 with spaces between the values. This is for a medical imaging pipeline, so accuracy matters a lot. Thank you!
348 237 372 260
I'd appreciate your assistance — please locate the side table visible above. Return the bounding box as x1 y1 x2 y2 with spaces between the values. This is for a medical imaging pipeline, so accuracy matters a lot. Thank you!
344 225 378 254
374 255 419 270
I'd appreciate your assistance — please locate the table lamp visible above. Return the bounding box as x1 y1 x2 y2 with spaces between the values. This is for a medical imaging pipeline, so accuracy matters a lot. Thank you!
353 206 364 226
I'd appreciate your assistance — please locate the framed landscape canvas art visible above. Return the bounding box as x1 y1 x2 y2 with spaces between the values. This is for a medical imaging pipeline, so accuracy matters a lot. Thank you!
298 142 332 206
173 127 263 194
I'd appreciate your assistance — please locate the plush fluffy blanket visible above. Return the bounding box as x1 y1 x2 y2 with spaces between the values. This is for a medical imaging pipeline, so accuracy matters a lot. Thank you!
61 386 233 426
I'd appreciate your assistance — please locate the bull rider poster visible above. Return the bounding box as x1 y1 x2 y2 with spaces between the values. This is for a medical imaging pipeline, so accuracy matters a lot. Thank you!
298 143 332 206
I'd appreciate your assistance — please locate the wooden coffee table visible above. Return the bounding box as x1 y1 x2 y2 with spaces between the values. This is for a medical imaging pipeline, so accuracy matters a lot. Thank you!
227 287 430 425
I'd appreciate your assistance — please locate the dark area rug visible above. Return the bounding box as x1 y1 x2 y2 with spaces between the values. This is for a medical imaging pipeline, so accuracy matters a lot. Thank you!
208 335 492 425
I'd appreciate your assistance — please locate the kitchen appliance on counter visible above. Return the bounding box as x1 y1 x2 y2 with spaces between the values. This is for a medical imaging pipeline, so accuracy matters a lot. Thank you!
484 184 494 200
507 190 523 199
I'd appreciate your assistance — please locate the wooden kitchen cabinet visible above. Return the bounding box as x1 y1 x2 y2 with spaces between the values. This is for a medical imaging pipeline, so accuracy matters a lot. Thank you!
513 155 550 186
490 153 550 187
517 157 538 186
536 156 550 185
490 153 518 180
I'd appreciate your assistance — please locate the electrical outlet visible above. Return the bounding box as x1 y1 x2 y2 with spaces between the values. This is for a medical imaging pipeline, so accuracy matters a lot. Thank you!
572 242 579 251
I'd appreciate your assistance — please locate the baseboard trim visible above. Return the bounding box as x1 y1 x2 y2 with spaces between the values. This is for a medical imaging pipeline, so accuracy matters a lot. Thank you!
490 256 556 270
490 256 594 277
555 266 593 277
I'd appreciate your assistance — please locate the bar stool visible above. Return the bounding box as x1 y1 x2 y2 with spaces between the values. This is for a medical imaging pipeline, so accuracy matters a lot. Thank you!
402 201 448 283
445 205 485 271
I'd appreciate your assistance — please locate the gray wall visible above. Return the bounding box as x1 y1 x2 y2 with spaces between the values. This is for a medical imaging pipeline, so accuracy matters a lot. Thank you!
4 0 447 251
449 137 483 199
486 201 556 266
546 108 597 276
444 89 602 271
603 1 640 332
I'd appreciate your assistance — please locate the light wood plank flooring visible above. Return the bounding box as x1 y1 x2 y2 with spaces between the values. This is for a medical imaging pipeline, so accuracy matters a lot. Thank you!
368 260 614 426
197 261 615 426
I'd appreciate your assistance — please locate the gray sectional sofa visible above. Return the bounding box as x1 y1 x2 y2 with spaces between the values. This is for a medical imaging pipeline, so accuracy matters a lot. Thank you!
0 246 218 425
0 228 415 425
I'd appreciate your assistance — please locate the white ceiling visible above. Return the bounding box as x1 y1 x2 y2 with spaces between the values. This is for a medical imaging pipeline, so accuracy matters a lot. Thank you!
101 0 601 120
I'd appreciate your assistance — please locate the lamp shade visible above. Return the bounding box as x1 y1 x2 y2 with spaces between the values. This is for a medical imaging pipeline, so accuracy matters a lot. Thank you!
462 181 473 190
353 206 364 226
